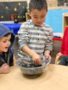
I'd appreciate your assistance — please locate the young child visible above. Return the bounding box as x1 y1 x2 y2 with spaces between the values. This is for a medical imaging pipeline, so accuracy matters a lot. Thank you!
55 26 68 65
17 0 53 66
0 24 15 74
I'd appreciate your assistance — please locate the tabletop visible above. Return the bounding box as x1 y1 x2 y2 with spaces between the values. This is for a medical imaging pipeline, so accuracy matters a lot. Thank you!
0 64 68 90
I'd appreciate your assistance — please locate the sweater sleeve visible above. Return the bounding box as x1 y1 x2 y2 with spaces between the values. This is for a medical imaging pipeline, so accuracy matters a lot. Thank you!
44 27 53 51
18 24 29 49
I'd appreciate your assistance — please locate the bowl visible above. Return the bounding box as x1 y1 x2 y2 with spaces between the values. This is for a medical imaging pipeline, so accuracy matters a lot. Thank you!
20 57 51 75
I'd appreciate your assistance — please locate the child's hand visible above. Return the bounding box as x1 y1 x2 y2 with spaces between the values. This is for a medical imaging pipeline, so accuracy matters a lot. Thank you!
44 50 51 60
32 53 41 64
0 63 10 74
55 52 62 64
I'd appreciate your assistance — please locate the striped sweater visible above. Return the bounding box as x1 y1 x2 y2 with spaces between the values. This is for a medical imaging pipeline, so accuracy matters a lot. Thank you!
17 20 53 65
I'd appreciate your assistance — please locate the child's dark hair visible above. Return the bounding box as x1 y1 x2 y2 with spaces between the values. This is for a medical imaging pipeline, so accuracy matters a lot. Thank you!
4 33 15 45
4 33 11 37
29 0 48 11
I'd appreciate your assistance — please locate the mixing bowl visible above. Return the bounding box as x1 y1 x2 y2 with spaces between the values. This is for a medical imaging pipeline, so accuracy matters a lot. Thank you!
20 57 51 75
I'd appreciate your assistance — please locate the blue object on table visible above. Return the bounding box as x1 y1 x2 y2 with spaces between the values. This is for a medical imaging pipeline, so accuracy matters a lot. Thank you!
3 23 21 35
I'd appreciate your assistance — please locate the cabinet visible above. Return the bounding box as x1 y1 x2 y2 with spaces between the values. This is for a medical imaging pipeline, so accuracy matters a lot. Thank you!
63 13 68 28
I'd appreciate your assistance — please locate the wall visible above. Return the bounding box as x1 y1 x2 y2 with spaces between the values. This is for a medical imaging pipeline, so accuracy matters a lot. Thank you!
47 0 57 7
46 8 68 33
0 0 57 7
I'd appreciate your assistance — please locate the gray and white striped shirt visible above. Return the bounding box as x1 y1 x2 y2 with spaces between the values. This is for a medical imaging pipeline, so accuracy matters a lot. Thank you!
17 20 53 64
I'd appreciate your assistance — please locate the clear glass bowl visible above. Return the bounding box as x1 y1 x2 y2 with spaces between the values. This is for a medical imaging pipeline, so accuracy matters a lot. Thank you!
20 56 51 75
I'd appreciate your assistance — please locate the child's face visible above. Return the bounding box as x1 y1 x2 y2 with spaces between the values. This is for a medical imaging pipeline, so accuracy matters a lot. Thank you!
29 8 47 26
0 34 11 53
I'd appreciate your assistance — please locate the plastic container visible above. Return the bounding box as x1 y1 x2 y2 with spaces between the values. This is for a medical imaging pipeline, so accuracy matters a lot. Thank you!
20 56 51 75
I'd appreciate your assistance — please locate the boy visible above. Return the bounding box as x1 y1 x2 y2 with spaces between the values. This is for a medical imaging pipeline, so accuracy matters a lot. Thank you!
18 0 53 66
0 24 15 74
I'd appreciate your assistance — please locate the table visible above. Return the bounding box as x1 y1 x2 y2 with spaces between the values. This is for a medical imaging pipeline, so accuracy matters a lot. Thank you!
0 64 68 90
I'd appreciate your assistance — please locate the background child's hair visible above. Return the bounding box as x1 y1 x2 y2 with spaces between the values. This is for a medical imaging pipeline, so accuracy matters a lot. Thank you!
29 0 48 11
4 33 11 37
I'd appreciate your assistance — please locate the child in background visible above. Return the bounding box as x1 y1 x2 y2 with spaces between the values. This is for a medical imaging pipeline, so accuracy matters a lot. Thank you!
0 24 15 74
17 0 53 67
55 26 68 65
